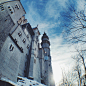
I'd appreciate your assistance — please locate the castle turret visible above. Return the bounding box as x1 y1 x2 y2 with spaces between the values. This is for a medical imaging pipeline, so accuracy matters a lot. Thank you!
41 32 50 86
41 32 55 86
41 32 50 57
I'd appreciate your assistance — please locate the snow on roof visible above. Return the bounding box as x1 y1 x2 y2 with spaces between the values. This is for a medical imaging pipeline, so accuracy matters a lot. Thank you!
1 76 46 86
17 76 46 86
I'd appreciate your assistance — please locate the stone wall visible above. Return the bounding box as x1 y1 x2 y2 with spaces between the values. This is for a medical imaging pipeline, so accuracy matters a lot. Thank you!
0 0 26 51
0 9 15 51
11 25 31 76
0 0 26 82
0 36 21 82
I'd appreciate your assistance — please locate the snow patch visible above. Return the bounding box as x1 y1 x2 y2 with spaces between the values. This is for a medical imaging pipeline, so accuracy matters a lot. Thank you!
1 76 46 86
17 76 46 86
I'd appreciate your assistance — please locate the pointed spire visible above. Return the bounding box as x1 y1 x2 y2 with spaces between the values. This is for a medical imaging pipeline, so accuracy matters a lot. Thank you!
44 32 46 35
41 32 50 46
42 32 49 40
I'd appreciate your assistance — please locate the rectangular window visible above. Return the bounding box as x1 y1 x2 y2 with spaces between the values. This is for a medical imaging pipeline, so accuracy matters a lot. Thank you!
27 44 29 49
18 31 22 37
0 4 4 11
22 38 26 43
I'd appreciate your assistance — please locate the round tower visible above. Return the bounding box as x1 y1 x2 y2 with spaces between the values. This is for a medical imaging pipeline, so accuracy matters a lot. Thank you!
41 32 50 57
41 32 52 86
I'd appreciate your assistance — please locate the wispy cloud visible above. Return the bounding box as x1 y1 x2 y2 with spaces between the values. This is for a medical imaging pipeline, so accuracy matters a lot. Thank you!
50 34 77 62
45 0 68 20
76 0 86 11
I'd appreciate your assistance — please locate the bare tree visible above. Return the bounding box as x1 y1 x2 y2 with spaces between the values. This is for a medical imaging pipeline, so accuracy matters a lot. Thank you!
72 50 86 86
61 0 86 76
59 68 77 86
60 1 86 86
73 58 82 86
61 2 86 44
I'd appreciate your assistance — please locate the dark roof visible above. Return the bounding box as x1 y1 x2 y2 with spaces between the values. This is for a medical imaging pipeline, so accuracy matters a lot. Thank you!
42 32 49 40
33 27 38 30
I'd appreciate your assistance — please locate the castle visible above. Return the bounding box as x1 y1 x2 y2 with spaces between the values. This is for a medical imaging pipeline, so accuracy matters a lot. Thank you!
0 0 55 86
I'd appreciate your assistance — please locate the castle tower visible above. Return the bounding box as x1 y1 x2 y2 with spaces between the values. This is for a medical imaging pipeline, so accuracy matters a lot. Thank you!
41 32 50 86
41 32 55 86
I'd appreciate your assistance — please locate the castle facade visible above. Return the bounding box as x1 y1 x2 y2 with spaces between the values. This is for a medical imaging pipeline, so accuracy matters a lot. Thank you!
0 0 55 86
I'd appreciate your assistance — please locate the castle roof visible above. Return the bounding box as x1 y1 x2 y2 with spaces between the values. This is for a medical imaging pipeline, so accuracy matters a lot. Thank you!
42 32 49 40
41 32 50 46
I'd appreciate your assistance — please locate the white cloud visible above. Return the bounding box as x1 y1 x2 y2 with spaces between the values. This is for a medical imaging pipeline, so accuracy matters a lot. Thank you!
50 35 77 62
38 22 59 35
45 0 68 20
45 0 59 19
76 0 86 11
24 1 42 27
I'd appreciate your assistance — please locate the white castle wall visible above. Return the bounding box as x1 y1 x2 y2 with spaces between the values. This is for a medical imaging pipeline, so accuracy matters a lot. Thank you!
0 1 55 86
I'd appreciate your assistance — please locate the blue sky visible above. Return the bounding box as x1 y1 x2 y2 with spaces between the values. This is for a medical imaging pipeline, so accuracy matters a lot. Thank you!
21 0 86 85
